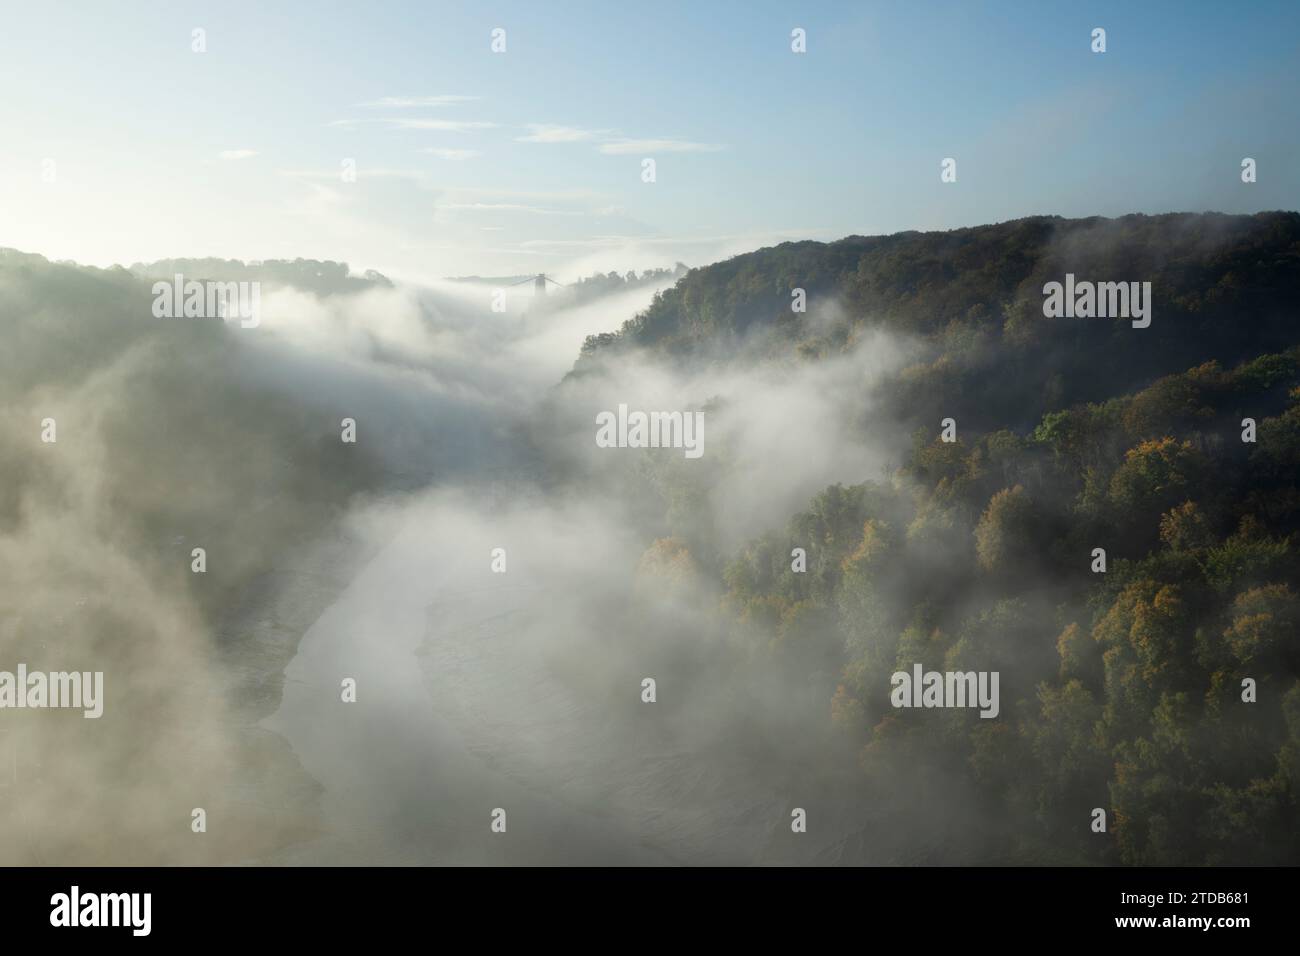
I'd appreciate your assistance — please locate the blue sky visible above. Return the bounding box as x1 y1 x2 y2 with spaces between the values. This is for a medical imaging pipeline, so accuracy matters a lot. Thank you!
1 0 1297 280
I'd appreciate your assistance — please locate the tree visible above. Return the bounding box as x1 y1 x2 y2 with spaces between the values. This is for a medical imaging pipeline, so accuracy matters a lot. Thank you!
1223 583 1299 668
1159 500 1213 553
974 485 1035 573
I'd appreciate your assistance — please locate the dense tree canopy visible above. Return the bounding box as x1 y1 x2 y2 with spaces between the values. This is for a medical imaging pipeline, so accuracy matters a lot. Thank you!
577 213 1300 864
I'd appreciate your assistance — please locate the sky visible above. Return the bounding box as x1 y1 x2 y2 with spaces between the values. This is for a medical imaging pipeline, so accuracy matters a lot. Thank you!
1 0 1297 282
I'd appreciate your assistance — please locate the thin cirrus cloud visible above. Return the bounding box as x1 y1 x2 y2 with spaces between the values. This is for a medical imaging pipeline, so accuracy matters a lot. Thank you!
279 167 429 183
598 138 724 155
388 118 498 131
516 126 725 155
324 118 497 132
515 124 605 143
418 147 480 161
446 187 607 203
358 95 479 108
218 149 258 160
439 202 585 216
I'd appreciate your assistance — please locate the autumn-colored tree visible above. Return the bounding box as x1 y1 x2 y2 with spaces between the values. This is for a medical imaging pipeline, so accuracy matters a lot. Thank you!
1223 583 1299 668
1110 437 1204 515
830 683 867 737
1056 621 1102 687
974 485 1036 573
1159 500 1213 553
635 536 699 591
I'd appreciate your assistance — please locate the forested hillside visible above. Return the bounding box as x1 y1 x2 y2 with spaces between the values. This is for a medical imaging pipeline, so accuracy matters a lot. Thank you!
582 213 1300 425
573 213 1300 864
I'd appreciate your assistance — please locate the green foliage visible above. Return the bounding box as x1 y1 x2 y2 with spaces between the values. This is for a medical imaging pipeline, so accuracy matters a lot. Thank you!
575 213 1300 865
974 485 1036 573
708 288 1300 865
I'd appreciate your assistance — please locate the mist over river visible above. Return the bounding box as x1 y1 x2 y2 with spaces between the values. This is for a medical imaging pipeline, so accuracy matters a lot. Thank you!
245 281 751 864
250 277 909 865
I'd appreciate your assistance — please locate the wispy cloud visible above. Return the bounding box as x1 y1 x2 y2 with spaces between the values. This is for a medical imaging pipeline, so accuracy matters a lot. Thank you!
218 149 258 160
389 119 498 132
359 95 479 108
516 124 606 144
517 126 725 155
418 148 480 161
280 167 429 182
598 138 724 155
325 118 498 132
444 187 608 203
440 202 585 216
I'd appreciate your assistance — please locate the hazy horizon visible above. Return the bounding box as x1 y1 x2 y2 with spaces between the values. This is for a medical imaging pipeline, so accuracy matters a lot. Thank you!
3 0 1298 284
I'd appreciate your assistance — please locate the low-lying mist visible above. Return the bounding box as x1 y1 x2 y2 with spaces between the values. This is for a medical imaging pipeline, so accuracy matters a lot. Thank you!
13 213 1291 867
0 251 918 864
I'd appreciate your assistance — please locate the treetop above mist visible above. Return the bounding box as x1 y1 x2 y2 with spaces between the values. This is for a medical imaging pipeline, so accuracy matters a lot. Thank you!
578 211 1300 366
